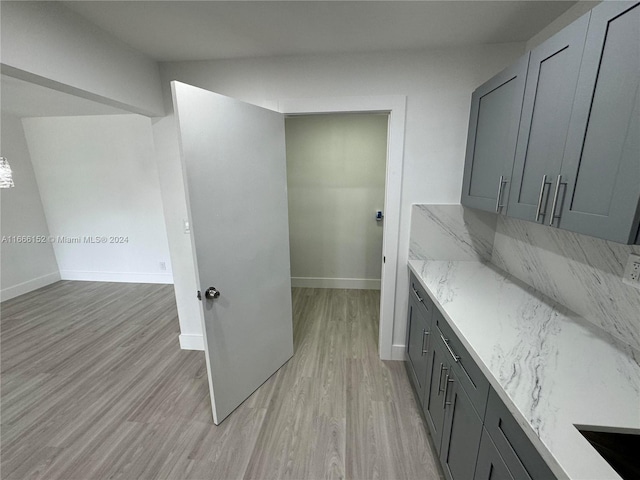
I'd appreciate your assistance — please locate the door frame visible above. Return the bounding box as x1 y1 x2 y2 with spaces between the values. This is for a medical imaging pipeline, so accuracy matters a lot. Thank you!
277 95 407 361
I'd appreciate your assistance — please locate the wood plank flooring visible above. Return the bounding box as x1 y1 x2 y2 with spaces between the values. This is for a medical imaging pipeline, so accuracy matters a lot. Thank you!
1 282 442 479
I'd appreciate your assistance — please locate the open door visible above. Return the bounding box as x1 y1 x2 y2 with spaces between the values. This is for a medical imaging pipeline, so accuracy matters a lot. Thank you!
171 81 294 424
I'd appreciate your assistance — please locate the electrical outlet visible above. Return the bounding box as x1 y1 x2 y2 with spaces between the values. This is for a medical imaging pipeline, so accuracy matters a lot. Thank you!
159 261 167 271
622 253 640 288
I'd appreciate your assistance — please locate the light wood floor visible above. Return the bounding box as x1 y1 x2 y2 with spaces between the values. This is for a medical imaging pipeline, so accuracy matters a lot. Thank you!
1 281 442 480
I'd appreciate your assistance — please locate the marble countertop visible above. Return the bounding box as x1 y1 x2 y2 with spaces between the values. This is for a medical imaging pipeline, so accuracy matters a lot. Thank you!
408 259 640 480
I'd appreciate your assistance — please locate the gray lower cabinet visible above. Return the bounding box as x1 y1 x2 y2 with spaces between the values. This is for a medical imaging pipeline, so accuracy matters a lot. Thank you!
406 273 433 403
461 54 529 215
474 430 514 480
405 295 431 403
554 1 640 243
405 279 557 480
440 367 483 480
433 308 490 417
422 315 485 480
507 13 589 223
483 389 555 480
423 323 449 450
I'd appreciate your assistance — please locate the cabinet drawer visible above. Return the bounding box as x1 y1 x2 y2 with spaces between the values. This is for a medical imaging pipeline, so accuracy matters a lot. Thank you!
485 388 556 480
410 272 432 314
433 310 490 417
474 428 515 480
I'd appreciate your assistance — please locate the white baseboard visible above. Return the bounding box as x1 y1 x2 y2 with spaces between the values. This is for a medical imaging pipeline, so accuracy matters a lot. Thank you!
1 271 61 302
291 277 381 290
179 334 204 351
59 270 173 284
391 344 406 361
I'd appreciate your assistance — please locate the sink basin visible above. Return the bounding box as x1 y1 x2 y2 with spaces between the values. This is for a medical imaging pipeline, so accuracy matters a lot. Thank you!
578 426 640 480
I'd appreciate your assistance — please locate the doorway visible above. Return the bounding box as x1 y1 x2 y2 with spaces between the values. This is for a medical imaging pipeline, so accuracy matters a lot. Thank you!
279 96 407 362
285 113 388 294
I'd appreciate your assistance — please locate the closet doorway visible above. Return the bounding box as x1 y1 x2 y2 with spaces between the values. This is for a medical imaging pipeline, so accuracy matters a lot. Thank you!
285 113 388 292
280 96 406 361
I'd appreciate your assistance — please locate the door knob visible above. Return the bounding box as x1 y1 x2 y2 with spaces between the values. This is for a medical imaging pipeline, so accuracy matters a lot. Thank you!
205 287 221 299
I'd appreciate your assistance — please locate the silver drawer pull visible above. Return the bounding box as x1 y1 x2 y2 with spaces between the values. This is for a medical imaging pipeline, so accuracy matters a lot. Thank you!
421 329 429 355
549 174 567 226
440 334 460 363
438 363 448 394
443 374 454 408
495 176 507 213
412 287 423 303
535 175 550 222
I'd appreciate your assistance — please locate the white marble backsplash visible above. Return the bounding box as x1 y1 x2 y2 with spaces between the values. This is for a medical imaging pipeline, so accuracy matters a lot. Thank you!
411 203 640 351
409 204 497 261
492 216 640 352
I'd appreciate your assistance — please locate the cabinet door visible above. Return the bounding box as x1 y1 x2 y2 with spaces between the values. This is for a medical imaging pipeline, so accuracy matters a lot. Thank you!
406 296 431 403
484 389 556 480
423 332 449 451
555 2 640 243
461 54 529 214
440 369 484 480
474 430 515 480
508 14 590 223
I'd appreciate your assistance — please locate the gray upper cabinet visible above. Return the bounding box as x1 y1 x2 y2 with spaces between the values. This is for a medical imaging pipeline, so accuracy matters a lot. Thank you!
507 14 590 223
461 1 640 244
461 54 529 214
554 2 640 243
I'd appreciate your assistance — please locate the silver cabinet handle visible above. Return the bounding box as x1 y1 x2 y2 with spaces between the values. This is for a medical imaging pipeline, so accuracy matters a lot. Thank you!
438 363 448 395
440 334 460 363
549 175 566 226
421 329 429 355
443 374 454 408
535 175 550 222
495 176 507 213
411 287 423 303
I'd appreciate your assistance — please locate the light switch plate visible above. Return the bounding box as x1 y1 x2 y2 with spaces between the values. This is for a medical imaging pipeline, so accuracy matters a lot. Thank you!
622 253 640 288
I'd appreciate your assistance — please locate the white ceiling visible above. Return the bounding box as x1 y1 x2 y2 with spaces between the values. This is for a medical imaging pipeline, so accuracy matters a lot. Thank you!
1 1 579 117
63 1 578 62
0 75 129 117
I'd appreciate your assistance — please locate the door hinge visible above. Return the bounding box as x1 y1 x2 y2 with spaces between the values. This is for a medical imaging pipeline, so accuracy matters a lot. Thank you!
383 256 386 263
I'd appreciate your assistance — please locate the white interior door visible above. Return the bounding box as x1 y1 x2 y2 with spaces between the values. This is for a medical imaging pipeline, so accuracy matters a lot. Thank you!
171 81 293 425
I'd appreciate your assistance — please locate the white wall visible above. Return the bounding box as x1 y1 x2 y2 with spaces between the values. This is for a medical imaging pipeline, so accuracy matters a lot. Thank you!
0 1 164 116
157 44 526 352
151 115 204 350
22 115 172 284
0 112 60 300
286 114 387 289
526 1 601 50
